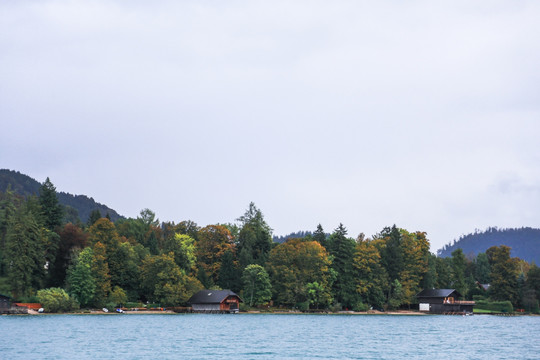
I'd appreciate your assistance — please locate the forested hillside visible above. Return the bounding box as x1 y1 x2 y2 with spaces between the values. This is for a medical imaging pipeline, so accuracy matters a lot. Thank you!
437 227 540 264
0 169 123 223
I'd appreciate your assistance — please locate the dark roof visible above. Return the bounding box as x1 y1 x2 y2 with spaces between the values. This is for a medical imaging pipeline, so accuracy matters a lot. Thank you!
188 290 242 304
417 289 461 298
0 293 11 299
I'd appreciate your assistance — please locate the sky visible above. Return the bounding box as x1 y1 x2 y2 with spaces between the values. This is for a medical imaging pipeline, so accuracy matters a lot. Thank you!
1 1 539 252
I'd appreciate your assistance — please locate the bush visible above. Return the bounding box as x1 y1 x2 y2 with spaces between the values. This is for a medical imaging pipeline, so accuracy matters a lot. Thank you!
125 302 143 309
37 288 79 313
352 302 370 312
475 300 513 313
295 301 309 312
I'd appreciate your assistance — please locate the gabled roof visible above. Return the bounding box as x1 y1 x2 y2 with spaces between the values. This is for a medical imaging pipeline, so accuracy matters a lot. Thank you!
188 290 242 304
417 289 461 298
0 293 11 299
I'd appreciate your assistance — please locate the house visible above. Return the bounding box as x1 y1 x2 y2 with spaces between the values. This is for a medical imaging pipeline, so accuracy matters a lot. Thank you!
188 289 242 313
417 289 475 314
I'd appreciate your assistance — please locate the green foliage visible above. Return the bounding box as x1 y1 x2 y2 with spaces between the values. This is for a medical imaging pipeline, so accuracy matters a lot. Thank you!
37 287 79 313
242 264 272 307
218 249 240 292
267 239 333 308
163 233 197 273
328 223 358 309
237 202 273 267
487 245 519 304
109 286 127 307
140 253 203 306
353 239 388 308
39 178 64 231
475 300 514 313
5 205 45 297
388 279 404 310
450 248 467 297
67 247 96 307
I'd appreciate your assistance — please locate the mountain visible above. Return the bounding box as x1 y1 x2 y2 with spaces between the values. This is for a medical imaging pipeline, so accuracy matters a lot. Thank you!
0 169 123 223
437 227 540 264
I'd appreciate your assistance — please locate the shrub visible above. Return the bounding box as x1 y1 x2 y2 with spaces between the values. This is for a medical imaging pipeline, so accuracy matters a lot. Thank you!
37 288 79 313
475 300 513 313
353 302 370 312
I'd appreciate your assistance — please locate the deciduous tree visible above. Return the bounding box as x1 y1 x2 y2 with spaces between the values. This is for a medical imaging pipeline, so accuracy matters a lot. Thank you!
242 264 272 307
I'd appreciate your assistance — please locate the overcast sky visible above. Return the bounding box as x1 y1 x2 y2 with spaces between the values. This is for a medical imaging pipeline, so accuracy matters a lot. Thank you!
1 1 539 252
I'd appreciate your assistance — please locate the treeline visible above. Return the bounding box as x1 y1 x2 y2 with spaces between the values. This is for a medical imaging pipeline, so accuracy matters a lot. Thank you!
0 179 539 312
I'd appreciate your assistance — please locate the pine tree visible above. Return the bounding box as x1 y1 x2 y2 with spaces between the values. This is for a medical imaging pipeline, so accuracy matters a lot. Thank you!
39 177 64 231
5 206 45 297
328 223 358 309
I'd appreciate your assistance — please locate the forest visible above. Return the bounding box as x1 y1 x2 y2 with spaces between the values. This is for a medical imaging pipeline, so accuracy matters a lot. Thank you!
0 178 539 313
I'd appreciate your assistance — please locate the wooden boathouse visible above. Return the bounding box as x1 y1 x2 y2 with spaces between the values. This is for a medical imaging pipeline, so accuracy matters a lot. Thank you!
417 289 475 314
188 290 242 313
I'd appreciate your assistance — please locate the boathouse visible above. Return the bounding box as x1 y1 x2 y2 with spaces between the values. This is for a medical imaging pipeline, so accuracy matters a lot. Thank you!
188 289 242 313
417 289 475 314
0 294 11 310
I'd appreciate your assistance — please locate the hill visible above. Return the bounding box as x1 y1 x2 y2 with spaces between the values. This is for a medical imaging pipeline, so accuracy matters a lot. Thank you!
437 227 540 264
0 169 123 223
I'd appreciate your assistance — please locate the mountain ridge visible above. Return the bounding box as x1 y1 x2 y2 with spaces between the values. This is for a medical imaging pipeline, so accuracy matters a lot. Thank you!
0 169 123 223
437 226 540 264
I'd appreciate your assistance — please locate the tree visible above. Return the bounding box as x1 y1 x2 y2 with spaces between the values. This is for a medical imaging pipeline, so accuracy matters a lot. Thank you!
140 253 202 306
218 249 240 292
39 177 64 231
237 202 273 267
267 239 333 308
163 233 197 273
5 206 45 297
37 287 78 313
313 224 327 249
66 247 95 307
109 286 127 307
49 223 87 287
242 264 272 307
450 248 467 297
353 239 388 308
327 224 358 309
87 209 102 227
196 225 235 283
388 279 404 310
398 230 430 305
91 242 111 307
474 252 491 283
486 245 519 304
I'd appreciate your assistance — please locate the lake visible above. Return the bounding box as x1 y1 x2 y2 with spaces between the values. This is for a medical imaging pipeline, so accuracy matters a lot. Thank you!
1 314 539 359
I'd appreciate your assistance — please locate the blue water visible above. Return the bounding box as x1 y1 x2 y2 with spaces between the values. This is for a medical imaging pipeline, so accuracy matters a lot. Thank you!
1 314 539 359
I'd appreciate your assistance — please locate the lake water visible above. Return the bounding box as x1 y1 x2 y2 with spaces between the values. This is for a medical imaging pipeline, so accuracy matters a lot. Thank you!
1 314 539 359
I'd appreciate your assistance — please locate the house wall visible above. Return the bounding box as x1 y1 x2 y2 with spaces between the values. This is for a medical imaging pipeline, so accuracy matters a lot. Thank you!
192 304 220 311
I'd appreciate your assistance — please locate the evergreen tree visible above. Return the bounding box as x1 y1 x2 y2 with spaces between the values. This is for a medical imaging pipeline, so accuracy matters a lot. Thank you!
328 223 358 309
218 249 240 292
450 248 467 296
87 209 101 227
5 206 44 297
474 252 491 283
313 224 327 249
39 177 64 231
237 202 273 266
